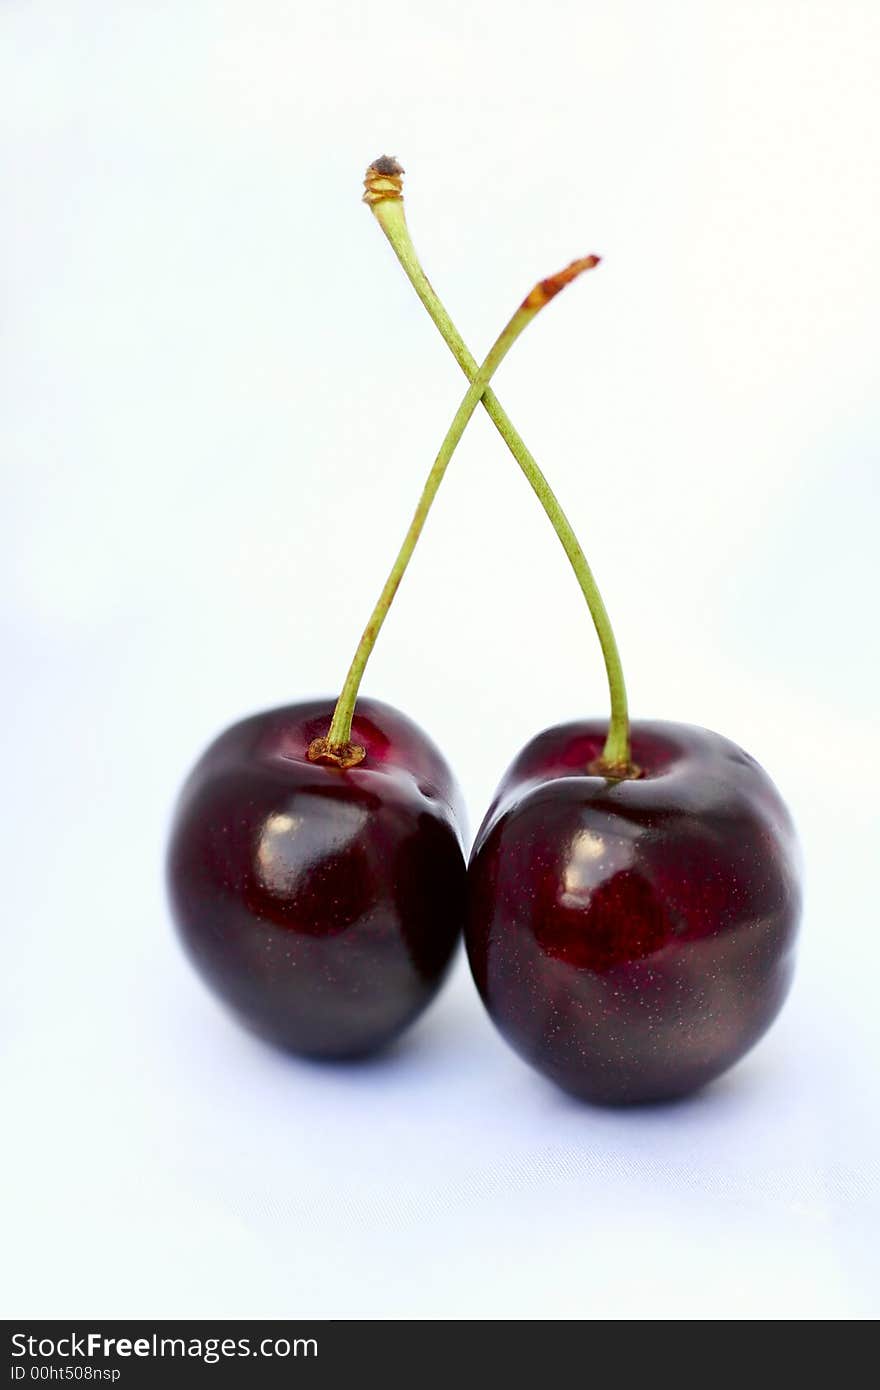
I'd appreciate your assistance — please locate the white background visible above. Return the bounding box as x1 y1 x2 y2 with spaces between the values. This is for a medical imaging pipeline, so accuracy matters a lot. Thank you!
3 1 879 1320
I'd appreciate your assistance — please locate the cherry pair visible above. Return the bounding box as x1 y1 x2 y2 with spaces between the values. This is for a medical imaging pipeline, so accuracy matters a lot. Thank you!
167 159 800 1104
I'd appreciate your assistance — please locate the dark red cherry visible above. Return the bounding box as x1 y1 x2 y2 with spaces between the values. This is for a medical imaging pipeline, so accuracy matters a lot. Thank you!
167 699 466 1058
466 721 801 1104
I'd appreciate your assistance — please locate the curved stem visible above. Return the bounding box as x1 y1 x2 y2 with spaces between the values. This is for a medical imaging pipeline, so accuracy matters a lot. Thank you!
363 159 634 776
310 253 600 768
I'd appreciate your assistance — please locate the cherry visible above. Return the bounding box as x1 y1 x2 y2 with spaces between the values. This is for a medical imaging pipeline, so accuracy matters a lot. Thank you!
167 158 600 1059
368 160 803 1103
167 699 466 1057
466 721 801 1104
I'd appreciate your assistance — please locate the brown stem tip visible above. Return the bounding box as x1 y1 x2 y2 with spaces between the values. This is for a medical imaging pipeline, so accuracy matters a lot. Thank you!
307 736 367 769
371 155 404 177
363 156 405 205
521 254 601 311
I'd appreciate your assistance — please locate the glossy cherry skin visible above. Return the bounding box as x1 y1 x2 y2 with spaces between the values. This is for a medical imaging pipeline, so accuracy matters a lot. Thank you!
167 698 466 1058
467 721 801 1104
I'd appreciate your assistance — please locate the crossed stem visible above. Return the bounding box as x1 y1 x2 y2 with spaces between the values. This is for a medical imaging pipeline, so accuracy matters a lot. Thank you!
313 158 635 779
311 248 599 768
364 159 634 777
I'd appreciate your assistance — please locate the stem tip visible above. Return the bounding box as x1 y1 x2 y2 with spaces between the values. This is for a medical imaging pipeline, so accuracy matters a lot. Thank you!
521 254 601 310
371 154 404 177
364 157 405 205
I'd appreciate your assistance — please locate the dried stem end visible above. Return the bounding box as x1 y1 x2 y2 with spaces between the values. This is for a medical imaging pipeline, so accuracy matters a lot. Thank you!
307 736 367 769
363 155 405 205
521 254 601 310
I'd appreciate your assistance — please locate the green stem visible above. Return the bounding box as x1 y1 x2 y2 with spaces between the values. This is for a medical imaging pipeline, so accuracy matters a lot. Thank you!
363 159 634 776
310 251 600 768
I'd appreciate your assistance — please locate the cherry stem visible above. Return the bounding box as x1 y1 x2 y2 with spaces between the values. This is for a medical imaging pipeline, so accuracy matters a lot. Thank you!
312 246 600 768
361 157 636 779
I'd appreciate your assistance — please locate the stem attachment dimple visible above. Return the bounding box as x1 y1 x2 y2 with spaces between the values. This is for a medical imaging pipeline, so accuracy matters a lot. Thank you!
307 736 366 769
363 155 638 780
587 754 642 782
